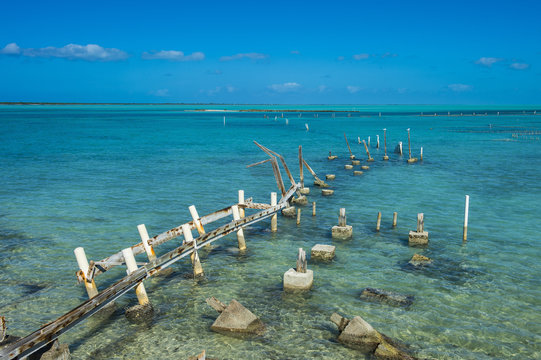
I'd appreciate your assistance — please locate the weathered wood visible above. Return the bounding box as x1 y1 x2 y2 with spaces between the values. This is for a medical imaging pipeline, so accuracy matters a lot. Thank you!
189 205 206 235
246 158 271 168
270 157 287 196
238 190 245 218
417 213 424 232
302 159 329 187
206 297 226 313
137 224 156 261
339 208 347 226
271 192 277 232
296 208 301 225
254 141 296 187
344 133 354 158
299 145 304 188
362 140 372 160
296 248 307 273
407 128 412 159
122 247 150 306
232 205 247 250
0 316 5 343
383 128 388 157
393 212 398 227
312 201 316 216
376 212 381 231
74 247 99 299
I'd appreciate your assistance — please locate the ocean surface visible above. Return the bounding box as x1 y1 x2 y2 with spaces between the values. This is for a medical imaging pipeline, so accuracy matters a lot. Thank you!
0 104 540 359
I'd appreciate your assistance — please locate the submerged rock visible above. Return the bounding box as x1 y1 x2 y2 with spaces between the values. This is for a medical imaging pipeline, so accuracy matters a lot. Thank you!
206 297 264 335
125 302 154 323
409 254 432 266
39 340 70 360
330 313 417 359
360 288 414 307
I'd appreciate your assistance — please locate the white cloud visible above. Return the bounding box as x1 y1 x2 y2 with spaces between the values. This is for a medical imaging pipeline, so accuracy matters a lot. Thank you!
220 52 268 61
353 53 370 60
203 86 236 95
347 85 360 94
269 82 301 92
510 62 529 70
21 43 128 61
142 50 204 61
0 43 21 55
448 83 472 92
475 57 503 67
317 85 327 93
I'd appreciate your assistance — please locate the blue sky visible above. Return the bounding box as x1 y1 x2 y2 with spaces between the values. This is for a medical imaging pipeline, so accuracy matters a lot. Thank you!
1 0 540 104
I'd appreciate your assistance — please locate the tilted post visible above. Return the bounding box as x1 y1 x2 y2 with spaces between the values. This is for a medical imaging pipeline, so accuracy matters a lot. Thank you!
189 205 205 235
299 145 304 188
122 247 150 306
376 212 381 231
231 205 247 251
74 247 99 299
137 224 157 262
182 224 204 276
271 192 278 232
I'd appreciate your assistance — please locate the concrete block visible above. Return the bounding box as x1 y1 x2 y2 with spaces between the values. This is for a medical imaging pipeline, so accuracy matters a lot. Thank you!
291 195 308 205
409 253 432 266
328 155 338 160
283 268 313 291
125 302 154 323
281 206 296 217
332 225 353 239
345 164 353 170
352 160 361 165
322 189 334 196
326 174 336 180
354 171 363 176
311 244 336 260
299 187 310 195
408 231 429 246
361 165 370 170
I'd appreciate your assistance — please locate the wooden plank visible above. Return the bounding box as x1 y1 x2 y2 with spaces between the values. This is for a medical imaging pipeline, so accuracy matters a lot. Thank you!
302 159 329 187
344 133 353 157
270 157 287 196
254 141 297 187
299 145 304 188
246 158 271 168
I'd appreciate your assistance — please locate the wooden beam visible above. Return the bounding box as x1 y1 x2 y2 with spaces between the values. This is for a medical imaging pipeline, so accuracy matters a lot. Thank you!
302 159 329 187
299 145 304 188
246 158 271 168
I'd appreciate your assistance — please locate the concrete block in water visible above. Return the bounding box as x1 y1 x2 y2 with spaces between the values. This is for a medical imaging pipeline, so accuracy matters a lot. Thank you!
291 195 308 206
360 288 414 307
125 302 154 323
207 298 265 335
409 254 432 266
408 231 428 246
407 158 418 164
299 187 310 195
367 158 375 162
354 171 363 176
383 155 389 161
332 225 353 239
361 165 370 170
352 160 361 165
345 164 353 170
322 189 334 196
283 268 313 291
326 174 336 180
281 206 297 217
311 244 336 260
328 155 338 160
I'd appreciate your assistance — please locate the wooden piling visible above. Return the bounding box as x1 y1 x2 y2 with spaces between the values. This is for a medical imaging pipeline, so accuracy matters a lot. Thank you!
376 212 381 231
137 224 157 262
74 247 99 299
368 136 371 147
420 147 423 161
121 247 150 306
399 142 403 155
407 128 412 159
271 192 278 232
299 146 304 188
189 205 205 235
376 135 380 148
297 208 301 225
344 133 354 159
383 128 389 160
231 205 247 250
392 212 398 227
339 208 347 226
296 248 307 273
238 190 245 218
312 201 316 216
181 224 204 276
362 140 374 161
417 213 424 232
463 195 469 241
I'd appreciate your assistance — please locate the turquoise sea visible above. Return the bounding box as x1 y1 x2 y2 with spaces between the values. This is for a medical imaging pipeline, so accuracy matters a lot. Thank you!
0 104 540 359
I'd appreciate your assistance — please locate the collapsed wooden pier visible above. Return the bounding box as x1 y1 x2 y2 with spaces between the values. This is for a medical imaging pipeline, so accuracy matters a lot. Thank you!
0 142 323 360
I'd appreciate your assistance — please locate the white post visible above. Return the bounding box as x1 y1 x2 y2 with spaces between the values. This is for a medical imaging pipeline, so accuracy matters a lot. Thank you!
399 141 403 155
376 135 380 148
271 192 277 232
420 147 423 161
368 136 371 147
297 208 301 225
357 136 361 144
137 224 156 261
463 195 470 241
189 205 205 235
74 247 99 299
122 247 150 306
182 224 203 276
232 205 247 250
238 190 245 218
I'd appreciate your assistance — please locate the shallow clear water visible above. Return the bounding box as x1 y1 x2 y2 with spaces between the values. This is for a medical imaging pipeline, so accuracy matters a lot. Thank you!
0 105 540 359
